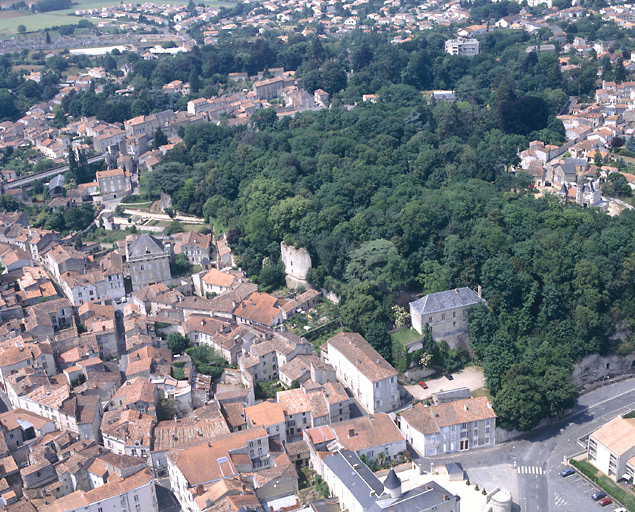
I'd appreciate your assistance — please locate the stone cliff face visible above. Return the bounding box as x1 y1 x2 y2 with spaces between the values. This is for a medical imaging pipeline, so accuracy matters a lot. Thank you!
571 352 635 387
281 242 311 289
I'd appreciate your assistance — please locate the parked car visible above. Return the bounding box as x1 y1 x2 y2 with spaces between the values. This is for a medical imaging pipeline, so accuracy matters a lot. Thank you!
592 492 607 501
560 468 575 477
445 373 454 380
418 381 428 389
598 497 612 507
613 508 627 512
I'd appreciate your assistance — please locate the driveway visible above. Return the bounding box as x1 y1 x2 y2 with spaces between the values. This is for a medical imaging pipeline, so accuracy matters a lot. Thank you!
405 366 485 400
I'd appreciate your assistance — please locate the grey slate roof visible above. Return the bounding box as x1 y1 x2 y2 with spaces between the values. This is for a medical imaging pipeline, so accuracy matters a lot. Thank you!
324 450 458 512
127 234 165 258
384 468 401 490
409 287 483 316
49 175 64 191
323 450 384 510
367 480 459 512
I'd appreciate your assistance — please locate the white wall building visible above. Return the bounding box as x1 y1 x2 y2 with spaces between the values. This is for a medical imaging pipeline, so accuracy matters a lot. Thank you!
324 332 398 414
399 397 496 456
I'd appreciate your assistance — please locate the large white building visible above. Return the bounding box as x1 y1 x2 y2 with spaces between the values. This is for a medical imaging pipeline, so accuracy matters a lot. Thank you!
399 397 496 456
588 415 635 482
445 38 480 57
324 332 399 414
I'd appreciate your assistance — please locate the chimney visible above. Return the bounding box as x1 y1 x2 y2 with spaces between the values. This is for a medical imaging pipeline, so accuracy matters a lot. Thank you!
454 288 458 293
196 485 204 496
443 494 449 501
464 405 468 411
477 285 482 298
348 428 355 438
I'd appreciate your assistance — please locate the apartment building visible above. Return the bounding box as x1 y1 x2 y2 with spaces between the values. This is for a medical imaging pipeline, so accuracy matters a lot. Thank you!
124 234 172 291
399 397 496 456
324 332 399 414
588 415 635 482
96 168 132 201
444 37 480 56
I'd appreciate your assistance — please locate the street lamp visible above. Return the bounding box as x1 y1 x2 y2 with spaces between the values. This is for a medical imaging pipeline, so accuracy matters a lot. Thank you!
601 375 610 398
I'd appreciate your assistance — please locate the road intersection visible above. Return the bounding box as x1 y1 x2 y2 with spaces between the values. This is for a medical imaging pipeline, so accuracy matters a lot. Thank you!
415 377 635 512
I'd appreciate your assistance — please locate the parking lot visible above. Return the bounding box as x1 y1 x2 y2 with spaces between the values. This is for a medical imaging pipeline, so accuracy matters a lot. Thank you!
405 366 485 400
557 466 625 510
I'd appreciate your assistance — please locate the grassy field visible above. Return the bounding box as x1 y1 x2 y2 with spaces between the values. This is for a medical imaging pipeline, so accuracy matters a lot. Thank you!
390 327 422 347
0 0 234 36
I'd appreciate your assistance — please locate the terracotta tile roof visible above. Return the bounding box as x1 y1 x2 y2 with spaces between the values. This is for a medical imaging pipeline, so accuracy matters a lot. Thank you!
400 396 496 435
167 428 268 486
0 408 52 432
111 377 157 407
184 315 229 337
152 414 230 452
208 283 258 314
221 403 247 430
327 332 397 383
330 413 404 452
244 400 285 428
306 425 336 445
39 467 153 512
321 381 348 405
233 292 282 326
277 388 313 416
101 408 155 446
592 416 635 455
201 268 237 288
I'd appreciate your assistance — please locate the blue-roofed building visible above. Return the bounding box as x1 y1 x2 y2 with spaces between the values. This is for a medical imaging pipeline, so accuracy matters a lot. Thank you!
409 287 484 349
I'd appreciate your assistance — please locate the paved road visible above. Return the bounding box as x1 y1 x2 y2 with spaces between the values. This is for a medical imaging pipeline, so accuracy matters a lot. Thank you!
4 153 106 189
416 377 635 512
123 209 205 224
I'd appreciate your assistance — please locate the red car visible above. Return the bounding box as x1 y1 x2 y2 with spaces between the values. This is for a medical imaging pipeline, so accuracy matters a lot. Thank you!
598 497 612 507
418 381 428 389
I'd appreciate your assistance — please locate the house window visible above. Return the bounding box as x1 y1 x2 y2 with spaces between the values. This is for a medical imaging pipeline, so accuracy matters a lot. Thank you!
428 317 432 323
453 311 456 318
441 314 445 320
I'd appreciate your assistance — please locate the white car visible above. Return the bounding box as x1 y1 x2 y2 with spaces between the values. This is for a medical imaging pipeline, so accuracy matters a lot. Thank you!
613 508 627 512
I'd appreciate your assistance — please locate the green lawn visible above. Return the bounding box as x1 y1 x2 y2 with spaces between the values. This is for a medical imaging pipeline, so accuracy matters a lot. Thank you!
390 327 422 347
0 0 234 36
570 459 635 511
472 386 494 402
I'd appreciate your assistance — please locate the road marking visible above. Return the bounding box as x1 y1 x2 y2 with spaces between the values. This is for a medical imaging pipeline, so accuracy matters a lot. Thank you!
518 466 545 475
554 494 567 507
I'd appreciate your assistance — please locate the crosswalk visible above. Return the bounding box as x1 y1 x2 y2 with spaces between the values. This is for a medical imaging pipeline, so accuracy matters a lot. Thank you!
554 494 568 507
517 466 545 475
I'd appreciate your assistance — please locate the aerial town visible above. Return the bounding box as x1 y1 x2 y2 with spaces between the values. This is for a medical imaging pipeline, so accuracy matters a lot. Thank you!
2 0 635 510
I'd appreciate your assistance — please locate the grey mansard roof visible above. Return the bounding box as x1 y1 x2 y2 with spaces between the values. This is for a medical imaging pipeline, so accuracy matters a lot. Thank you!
323 450 458 512
127 234 166 258
409 287 484 316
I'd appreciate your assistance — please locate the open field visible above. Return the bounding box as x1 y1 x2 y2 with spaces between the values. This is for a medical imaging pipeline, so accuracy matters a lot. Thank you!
0 0 233 36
